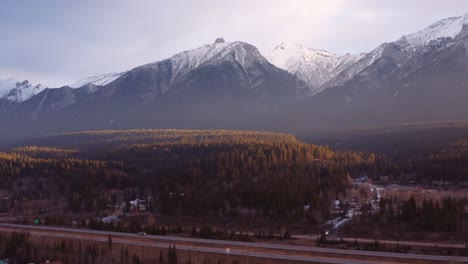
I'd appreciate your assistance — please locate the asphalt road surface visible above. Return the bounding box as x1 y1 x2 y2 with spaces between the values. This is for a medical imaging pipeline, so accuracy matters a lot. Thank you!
0 223 466 263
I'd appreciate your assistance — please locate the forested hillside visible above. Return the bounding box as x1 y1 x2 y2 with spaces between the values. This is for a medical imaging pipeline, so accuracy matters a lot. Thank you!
310 122 468 183
0 129 388 222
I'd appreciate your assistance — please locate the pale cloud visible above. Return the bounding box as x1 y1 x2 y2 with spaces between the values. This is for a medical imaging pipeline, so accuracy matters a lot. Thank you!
1 0 468 87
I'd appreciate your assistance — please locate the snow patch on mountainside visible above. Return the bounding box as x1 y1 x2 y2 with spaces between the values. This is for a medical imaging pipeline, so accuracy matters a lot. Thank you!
70 72 124 88
168 39 235 85
0 78 18 97
266 43 365 94
0 78 46 102
404 13 468 48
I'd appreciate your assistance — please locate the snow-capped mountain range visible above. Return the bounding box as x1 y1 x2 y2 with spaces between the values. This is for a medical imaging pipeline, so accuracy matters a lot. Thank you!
97 37 306 101
322 13 468 88
2 13 468 142
0 73 122 103
138 37 284 95
1 13 468 102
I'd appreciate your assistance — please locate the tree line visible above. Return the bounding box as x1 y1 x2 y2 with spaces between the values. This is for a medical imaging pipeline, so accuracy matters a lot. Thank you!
357 196 465 232
1 129 459 223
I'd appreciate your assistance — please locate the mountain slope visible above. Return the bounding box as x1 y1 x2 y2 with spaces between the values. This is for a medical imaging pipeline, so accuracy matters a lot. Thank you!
404 14 468 48
324 13 468 88
15 84 101 120
297 22 468 131
69 73 124 88
62 38 307 131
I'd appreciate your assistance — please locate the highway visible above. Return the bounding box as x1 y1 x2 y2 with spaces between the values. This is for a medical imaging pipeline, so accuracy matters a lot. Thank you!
0 223 466 263
0 229 386 264
296 234 468 249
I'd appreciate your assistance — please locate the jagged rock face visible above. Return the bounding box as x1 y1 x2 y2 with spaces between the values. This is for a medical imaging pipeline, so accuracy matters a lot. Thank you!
214 37 226 44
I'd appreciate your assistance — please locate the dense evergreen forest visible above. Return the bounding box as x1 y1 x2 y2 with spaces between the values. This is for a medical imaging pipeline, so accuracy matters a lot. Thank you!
1 128 466 224
0 129 388 221
0 231 180 264
356 196 464 232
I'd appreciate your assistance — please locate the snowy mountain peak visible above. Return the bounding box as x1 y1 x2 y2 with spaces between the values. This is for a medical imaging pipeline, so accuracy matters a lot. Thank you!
0 78 46 102
169 39 248 66
70 72 124 88
403 13 468 48
214 37 226 44
270 42 338 66
267 42 365 93
164 39 267 90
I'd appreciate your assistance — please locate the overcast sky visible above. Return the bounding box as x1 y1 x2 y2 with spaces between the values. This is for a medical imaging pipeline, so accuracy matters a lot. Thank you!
2 0 468 87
